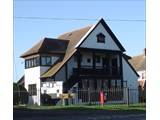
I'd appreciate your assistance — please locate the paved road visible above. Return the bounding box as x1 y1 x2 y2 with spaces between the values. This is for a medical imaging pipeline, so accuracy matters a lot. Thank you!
14 108 145 120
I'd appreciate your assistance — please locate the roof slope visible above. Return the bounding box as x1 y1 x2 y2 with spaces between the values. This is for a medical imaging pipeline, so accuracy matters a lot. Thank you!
58 26 92 53
129 54 146 71
41 26 92 78
21 38 69 58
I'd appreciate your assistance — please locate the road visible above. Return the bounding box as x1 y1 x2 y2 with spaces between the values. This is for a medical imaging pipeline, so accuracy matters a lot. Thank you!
14 108 145 120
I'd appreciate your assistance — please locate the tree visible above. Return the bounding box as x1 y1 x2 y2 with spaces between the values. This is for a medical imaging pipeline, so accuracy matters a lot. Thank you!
13 83 29 105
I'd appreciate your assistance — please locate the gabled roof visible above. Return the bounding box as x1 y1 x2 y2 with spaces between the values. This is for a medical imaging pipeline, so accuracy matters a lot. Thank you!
122 54 139 77
129 53 146 71
21 38 69 58
21 18 124 78
76 18 125 52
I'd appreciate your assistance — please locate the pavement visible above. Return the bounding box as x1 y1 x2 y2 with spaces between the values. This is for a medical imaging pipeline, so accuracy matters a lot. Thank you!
13 108 146 120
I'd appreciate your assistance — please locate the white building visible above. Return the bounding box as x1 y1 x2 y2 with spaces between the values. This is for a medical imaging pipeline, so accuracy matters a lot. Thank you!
20 18 139 105
129 49 146 102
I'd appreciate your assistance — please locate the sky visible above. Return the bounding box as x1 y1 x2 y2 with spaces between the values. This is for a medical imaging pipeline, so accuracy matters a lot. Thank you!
13 0 145 82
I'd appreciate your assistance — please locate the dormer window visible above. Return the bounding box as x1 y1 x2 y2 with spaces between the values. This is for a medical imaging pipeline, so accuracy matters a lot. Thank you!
97 33 105 43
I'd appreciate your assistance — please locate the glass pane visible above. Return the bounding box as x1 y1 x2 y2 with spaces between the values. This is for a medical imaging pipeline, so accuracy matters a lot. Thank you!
41 57 46 65
46 57 51 65
36 57 40 66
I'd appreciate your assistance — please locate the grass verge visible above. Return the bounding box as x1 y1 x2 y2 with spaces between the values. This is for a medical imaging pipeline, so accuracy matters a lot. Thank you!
14 103 145 111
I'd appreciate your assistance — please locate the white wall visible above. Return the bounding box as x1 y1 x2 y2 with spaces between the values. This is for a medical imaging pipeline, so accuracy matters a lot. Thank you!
122 57 138 89
41 81 63 98
25 67 41 105
25 66 50 105
122 57 139 103
80 23 121 51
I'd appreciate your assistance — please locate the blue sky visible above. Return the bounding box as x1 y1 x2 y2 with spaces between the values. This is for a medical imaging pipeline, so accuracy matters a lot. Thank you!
13 0 145 82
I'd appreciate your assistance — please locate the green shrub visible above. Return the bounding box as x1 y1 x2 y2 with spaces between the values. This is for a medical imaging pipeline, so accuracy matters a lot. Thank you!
13 83 29 105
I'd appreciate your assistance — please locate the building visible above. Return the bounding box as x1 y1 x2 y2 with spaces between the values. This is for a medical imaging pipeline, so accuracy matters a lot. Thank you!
129 49 146 102
20 18 139 105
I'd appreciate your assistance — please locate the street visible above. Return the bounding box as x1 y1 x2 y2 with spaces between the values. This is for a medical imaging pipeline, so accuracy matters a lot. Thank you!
14 108 145 120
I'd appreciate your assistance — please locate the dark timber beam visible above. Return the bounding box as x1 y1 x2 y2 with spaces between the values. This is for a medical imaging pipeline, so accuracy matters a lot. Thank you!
65 62 68 81
119 53 123 88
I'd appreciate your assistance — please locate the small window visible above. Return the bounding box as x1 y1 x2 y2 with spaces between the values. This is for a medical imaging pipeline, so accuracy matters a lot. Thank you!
41 57 46 65
28 84 37 96
87 58 91 63
95 55 101 63
46 57 51 65
36 57 40 66
97 33 105 43
41 56 52 66
25 60 29 68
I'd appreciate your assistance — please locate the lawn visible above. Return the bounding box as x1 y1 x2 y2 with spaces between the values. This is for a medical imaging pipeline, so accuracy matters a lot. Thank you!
14 103 146 111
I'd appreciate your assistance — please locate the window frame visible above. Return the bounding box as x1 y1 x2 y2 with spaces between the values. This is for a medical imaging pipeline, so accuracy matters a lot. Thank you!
97 33 105 43
28 84 37 96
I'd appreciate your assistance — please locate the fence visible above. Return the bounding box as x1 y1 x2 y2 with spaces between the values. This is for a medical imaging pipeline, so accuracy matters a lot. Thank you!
13 87 145 106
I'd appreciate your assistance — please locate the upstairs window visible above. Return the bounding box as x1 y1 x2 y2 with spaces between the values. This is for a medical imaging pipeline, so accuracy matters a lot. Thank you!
41 56 52 66
25 57 40 69
97 33 105 43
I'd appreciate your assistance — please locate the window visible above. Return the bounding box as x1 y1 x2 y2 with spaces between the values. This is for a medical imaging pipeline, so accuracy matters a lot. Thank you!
25 57 40 69
41 57 46 65
41 56 52 66
95 55 101 63
28 84 37 95
97 33 105 43
46 57 51 65
35 57 40 66
87 58 91 63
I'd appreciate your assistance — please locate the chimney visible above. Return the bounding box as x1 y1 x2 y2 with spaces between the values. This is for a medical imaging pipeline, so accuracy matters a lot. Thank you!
143 48 146 56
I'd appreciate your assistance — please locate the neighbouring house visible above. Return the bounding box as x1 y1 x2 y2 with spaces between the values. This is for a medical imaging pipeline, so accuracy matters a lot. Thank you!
20 18 139 105
129 49 146 102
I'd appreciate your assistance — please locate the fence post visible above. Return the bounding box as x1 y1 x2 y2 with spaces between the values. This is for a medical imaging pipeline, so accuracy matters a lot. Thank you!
88 88 91 105
127 88 130 106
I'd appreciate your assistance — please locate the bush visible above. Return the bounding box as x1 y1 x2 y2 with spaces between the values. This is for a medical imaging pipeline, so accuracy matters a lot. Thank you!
13 83 29 105
41 93 52 105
